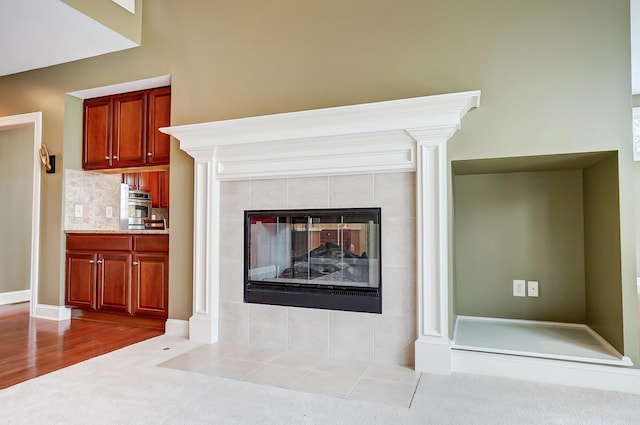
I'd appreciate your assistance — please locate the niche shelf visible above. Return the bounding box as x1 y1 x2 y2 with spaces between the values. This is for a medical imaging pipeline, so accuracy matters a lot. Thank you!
451 151 631 367
452 316 631 366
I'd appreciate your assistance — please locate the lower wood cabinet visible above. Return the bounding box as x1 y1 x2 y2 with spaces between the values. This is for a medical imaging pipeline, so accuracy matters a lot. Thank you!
65 233 168 321
132 253 168 317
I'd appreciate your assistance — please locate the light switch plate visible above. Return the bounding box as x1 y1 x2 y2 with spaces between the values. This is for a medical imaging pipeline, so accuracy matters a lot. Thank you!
513 279 526 297
74 204 83 218
528 281 539 297
106 206 113 218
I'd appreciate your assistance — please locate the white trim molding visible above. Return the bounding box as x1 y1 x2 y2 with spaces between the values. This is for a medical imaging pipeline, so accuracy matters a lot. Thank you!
34 304 72 321
165 319 190 338
161 91 481 363
0 111 43 319
452 350 640 395
0 290 31 306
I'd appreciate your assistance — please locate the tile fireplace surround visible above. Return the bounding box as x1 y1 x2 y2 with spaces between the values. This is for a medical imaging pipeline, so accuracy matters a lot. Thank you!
161 91 481 374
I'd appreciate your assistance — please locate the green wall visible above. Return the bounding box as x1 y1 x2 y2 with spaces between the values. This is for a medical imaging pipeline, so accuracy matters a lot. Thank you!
584 155 624 352
454 169 587 323
0 0 636 363
0 126 34 293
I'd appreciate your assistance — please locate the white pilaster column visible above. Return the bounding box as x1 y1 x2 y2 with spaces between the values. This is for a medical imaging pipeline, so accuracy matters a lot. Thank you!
409 128 455 374
188 147 221 343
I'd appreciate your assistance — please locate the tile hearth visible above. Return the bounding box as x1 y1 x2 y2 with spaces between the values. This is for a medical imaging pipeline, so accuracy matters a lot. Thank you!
159 342 420 408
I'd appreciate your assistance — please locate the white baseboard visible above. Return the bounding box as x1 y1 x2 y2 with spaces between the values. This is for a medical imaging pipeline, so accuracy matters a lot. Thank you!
452 349 640 395
415 337 452 374
0 289 31 305
34 304 72 321
165 319 189 338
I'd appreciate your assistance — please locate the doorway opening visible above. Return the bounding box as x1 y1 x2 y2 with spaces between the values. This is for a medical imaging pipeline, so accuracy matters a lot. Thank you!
0 112 43 317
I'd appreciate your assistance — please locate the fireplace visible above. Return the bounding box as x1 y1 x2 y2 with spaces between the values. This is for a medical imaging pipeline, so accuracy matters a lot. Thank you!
160 91 481 372
245 208 382 313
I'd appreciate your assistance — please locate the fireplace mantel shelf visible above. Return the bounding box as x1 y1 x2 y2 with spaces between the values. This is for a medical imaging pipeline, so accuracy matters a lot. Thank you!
161 92 480 181
160 91 481 375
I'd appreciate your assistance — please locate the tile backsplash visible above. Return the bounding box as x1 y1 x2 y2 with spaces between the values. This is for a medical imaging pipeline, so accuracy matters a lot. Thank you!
64 169 122 230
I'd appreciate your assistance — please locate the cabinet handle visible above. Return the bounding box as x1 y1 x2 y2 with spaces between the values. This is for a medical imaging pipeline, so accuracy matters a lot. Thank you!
97 260 103 264
113 155 119 160
89 260 95 264
132 261 139 266
105 156 110 160
147 152 153 157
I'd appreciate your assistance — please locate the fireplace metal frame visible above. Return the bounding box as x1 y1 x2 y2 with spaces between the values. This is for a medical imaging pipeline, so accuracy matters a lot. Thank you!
244 208 382 313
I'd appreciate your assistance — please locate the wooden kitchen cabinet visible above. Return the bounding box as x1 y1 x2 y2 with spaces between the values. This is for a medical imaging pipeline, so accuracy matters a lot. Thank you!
65 234 168 324
159 171 169 208
82 98 112 170
123 171 154 193
147 87 171 165
132 235 169 317
122 171 169 208
96 252 132 314
83 86 170 170
111 91 147 168
65 252 97 310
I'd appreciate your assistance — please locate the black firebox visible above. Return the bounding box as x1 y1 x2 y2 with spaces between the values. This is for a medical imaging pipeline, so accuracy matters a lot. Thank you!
244 208 382 313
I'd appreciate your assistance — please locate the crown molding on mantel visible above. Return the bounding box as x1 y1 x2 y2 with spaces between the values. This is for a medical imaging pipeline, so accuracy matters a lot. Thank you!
160 90 481 375
161 91 481 181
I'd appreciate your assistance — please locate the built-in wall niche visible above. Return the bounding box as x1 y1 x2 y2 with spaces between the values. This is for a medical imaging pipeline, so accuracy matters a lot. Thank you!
451 151 632 366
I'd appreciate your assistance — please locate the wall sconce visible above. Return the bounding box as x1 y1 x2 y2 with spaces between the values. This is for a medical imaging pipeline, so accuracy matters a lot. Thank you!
39 143 55 174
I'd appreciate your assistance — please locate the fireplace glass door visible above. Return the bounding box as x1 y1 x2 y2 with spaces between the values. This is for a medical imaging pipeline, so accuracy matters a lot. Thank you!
244 208 381 313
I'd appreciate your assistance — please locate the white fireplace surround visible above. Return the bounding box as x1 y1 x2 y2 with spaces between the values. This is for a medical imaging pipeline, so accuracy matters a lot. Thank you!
161 91 481 374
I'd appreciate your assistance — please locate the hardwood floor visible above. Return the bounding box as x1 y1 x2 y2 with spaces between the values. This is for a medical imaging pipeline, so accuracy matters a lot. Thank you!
0 302 163 390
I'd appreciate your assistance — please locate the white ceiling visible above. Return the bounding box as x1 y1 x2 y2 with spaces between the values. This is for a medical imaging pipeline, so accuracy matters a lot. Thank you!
1 1 640 95
0 0 137 77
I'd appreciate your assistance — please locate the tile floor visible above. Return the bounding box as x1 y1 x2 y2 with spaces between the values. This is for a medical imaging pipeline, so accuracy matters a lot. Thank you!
159 342 420 408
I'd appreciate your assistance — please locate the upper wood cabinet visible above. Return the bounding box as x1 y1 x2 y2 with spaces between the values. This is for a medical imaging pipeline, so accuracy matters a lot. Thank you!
147 87 171 165
83 86 171 171
122 171 169 208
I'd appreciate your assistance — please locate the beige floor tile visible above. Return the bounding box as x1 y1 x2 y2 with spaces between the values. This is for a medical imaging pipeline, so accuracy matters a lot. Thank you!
160 343 420 408
293 370 361 399
228 345 282 363
271 351 324 369
158 343 237 372
243 363 310 389
363 363 420 384
313 356 371 376
198 357 265 380
348 378 416 408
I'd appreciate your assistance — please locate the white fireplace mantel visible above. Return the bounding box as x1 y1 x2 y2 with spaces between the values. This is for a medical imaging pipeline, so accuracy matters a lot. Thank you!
161 91 481 374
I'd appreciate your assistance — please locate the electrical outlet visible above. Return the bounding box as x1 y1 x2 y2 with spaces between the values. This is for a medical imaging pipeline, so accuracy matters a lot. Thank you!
106 206 113 218
513 279 526 297
528 281 539 297
74 204 83 218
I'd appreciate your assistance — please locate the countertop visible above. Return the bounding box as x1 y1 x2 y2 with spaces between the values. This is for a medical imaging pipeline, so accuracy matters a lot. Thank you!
65 229 169 235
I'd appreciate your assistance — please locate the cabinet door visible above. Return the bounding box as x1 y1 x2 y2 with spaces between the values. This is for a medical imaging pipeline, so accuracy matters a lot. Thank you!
132 253 168 318
137 171 154 194
148 172 160 208
83 98 112 170
146 87 171 165
159 171 169 209
65 252 97 309
112 91 147 168
122 173 138 190
97 253 132 314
